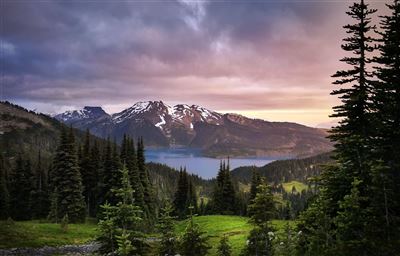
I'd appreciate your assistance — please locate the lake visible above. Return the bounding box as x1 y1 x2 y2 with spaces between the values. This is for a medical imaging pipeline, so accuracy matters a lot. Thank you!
145 148 280 179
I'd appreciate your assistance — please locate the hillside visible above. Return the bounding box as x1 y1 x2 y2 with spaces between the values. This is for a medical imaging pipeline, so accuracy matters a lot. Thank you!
0 101 107 166
231 152 333 185
55 101 333 158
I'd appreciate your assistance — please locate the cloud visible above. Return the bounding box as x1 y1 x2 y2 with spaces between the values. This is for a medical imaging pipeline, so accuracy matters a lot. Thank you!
1 0 391 125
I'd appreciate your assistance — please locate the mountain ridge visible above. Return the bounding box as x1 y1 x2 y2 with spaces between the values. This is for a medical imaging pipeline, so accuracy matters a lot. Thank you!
55 100 333 158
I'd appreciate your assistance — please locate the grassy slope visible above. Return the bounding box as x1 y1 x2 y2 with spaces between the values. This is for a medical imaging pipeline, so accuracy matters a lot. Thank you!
282 181 308 193
175 215 296 256
0 220 97 249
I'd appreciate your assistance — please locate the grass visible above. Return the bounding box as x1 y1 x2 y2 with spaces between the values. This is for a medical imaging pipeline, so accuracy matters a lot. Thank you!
0 215 296 256
282 180 308 193
0 220 98 249
175 215 296 256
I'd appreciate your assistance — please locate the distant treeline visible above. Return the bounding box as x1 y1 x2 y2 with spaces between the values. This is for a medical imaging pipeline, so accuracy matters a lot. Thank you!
231 152 333 184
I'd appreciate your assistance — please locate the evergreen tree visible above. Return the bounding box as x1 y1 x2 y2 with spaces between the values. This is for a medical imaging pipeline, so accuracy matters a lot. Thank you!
30 151 49 219
179 206 210 256
217 235 232 256
9 155 33 220
247 179 275 227
90 140 101 216
99 138 113 205
330 0 376 205
137 137 155 219
187 179 198 214
120 134 129 164
50 127 85 223
0 153 10 220
299 1 379 254
173 168 189 219
157 201 178 256
125 137 145 212
100 138 123 206
97 165 145 255
369 0 400 252
249 169 261 202
297 166 338 255
212 160 236 214
79 129 97 217
242 179 275 256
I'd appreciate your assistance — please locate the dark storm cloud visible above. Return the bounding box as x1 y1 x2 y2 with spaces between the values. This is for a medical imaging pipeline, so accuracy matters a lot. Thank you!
1 0 390 125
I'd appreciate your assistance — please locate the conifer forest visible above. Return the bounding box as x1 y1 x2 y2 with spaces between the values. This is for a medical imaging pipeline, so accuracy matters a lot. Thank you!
0 0 399 255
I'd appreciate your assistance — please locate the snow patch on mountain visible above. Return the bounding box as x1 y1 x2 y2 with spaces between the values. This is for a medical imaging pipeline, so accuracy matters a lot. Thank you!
155 115 166 129
112 101 153 123
55 106 108 122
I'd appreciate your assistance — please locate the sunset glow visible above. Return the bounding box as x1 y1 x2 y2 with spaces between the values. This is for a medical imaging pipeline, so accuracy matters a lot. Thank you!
1 0 389 126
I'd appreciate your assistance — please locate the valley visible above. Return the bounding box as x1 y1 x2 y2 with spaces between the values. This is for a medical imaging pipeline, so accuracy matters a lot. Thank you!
2 0 399 254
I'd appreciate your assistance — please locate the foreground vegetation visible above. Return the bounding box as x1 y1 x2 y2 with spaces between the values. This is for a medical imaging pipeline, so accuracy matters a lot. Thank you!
0 215 295 256
0 220 97 249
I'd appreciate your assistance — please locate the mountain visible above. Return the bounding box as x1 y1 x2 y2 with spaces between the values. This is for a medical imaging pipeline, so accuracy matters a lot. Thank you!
55 100 333 157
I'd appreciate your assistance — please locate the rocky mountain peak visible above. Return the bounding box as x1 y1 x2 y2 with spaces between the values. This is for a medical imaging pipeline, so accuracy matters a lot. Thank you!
55 106 108 122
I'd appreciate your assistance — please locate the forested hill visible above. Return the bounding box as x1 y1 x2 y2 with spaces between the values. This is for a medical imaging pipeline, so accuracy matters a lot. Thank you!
147 162 213 201
0 101 107 166
231 152 333 184
148 152 333 201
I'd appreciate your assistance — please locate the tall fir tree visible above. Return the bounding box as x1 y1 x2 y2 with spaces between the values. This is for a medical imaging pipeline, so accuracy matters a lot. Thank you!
90 140 101 216
329 0 376 197
97 165 146 255
120 134 129 164
328 0 378 253
173 168 190 219
99 137 113 205
157 201 178 256
50 127 85 223
212 160 236 214
370 0 400 252
136 137 155 219
297 0 395 254
179 206 210 256
100 138 123 206
9 155 34 220
125 136 145 211
30 151 50 219
79 129 95 217
242 179 275 256
249 169 261 203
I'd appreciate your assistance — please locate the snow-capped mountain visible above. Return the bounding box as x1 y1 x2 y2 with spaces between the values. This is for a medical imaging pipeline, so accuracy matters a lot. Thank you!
111 101 222 130
55 101 333 157
55 106 109 122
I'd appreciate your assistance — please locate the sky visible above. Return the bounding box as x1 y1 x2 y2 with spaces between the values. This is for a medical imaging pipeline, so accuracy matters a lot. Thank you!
1 0 390 127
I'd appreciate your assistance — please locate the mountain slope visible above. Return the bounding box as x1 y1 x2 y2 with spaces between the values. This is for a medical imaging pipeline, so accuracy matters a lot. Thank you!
55 101 333 157
0 101 104 164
